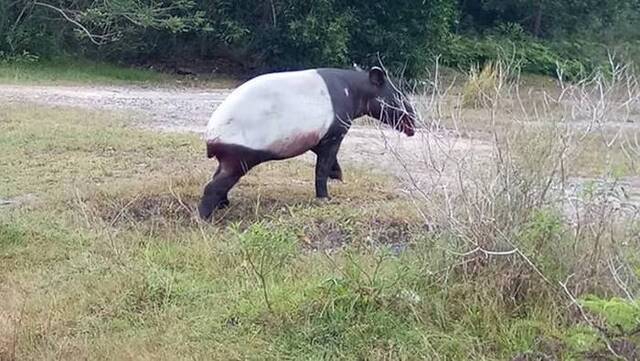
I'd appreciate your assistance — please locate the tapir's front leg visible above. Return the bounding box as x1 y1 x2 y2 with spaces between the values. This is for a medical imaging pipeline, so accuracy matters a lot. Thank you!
313 141 342 198
329 157 343 181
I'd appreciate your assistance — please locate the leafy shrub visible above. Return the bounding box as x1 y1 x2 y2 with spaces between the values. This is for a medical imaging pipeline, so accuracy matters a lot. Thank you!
1 0 456 78
443 34 594 80
0 50 39 64
235 222 297 311
581 296 640 333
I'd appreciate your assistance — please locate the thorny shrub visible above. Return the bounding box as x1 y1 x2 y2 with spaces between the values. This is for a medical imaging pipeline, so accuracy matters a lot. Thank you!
377 57 640 359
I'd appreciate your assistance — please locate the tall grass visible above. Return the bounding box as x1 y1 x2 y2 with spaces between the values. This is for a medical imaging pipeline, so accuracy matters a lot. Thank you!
381 57 640 360
461 61 502 108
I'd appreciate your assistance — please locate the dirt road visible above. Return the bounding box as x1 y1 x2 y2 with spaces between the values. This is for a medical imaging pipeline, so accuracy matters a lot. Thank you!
2 83 638 212
0 84 491 188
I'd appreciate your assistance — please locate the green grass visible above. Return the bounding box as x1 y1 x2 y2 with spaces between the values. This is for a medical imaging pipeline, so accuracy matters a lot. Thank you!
0 103 636 360
0 58 237 87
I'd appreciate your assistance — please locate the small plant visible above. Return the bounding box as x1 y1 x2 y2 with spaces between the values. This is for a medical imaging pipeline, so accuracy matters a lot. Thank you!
320 248 410 314
581 296 640 334
462 61 501 108
235 222 297 312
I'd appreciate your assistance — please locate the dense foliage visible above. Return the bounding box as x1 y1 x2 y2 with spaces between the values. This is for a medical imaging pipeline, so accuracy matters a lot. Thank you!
0 0 638 77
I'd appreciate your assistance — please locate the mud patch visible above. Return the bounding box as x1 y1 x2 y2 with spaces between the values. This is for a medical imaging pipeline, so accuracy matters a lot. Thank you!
301 220 352 251
88 194 198 228
88 189 314 230
368 218 414 246
298 216 421 252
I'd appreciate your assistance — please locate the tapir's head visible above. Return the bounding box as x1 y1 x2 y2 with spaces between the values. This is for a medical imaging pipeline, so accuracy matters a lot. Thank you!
365 67 417 137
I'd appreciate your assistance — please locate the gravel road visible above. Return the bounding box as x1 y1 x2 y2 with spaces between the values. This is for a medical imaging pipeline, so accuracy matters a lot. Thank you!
2 83 638 213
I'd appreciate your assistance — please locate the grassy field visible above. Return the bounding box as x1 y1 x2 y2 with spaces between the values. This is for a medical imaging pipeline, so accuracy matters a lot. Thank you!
1 101 637 360
0 58 237 87
2 57 640 360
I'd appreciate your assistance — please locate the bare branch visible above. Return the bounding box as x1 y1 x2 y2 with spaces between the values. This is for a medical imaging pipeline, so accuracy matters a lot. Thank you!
33 1 108 45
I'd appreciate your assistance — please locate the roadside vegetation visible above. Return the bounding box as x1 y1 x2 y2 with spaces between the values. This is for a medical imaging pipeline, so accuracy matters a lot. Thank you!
0 57 239 87
1 1 639 358
0 58 169 85
2 55 639 359
1 1 639 80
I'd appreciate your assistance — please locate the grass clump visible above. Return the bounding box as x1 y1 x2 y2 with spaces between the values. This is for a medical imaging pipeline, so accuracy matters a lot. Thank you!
461 61 501 108
581 296 640 334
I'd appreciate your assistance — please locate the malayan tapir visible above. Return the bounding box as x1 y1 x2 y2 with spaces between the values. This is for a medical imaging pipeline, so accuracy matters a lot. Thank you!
198 66 417 220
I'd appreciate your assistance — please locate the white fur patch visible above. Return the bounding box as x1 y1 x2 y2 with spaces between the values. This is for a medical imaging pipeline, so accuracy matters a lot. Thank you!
344 88 349 97
205 70 334 157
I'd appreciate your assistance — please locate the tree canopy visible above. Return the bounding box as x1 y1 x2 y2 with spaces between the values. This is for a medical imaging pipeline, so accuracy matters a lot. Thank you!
1 0 638 78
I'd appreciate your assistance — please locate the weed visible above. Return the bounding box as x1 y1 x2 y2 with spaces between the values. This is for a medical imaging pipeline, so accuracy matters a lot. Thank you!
462 61 501 108
235 222 297 312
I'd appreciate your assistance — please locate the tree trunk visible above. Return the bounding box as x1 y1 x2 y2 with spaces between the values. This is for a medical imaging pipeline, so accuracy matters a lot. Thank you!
533 2 543 37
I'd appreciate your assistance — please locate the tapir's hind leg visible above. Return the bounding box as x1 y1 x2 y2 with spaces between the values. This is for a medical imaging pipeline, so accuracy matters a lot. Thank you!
198 144 273 221
313 148 343 181
198 162 243 221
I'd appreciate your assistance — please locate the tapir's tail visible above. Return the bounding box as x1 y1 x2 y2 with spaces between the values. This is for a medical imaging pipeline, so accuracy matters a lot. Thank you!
206 139 231 159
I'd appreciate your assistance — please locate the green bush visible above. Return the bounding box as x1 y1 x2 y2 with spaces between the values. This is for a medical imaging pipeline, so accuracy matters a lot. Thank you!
443 34 594 80
0 0 456 78
1 0 638 79
581 295 640 333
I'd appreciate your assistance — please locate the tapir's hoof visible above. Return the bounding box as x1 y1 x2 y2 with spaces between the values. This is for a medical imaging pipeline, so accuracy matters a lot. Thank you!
197 203 214 221
198 198 230 221
217 199 230 209
329 172 343 181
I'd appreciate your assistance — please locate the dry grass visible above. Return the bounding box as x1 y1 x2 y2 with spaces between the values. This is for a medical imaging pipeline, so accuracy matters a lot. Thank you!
461 62 502 108
391 58 640 360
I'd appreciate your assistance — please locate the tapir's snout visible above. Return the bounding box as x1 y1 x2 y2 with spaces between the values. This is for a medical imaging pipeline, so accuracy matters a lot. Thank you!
399 113 416 136
404 126 415 137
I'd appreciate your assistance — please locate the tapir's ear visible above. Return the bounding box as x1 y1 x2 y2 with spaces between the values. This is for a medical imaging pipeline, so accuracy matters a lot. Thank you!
369 66 386 87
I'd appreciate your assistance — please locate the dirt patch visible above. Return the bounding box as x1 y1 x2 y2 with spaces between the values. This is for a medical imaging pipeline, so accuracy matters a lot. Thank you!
87 194 198 228
85 187 313 230
298 216 422 252
301 220 351 251
367 217 417 250
0 84 228 132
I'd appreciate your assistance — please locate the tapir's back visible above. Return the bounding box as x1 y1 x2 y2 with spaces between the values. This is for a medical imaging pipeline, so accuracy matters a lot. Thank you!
205 69 335 158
